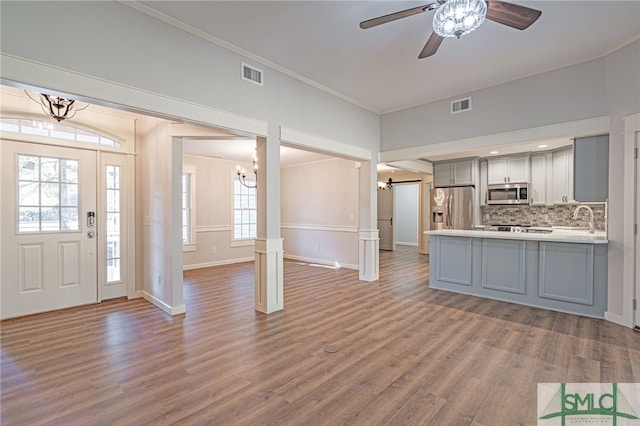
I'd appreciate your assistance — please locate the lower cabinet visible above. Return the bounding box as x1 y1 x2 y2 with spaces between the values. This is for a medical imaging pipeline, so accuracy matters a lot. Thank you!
538 242 594 305
428 235 607 317
481 239 526 294
435 237 472 286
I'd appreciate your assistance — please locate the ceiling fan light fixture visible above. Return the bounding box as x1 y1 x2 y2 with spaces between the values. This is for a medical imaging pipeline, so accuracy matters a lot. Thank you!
433 0 487 38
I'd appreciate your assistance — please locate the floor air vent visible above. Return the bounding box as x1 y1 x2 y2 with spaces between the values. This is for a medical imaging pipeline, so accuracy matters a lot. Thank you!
242 63 263 86
451 97 471 114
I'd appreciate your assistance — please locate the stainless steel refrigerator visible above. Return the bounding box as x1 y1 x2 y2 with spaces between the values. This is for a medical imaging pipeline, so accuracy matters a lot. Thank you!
430 186 474 230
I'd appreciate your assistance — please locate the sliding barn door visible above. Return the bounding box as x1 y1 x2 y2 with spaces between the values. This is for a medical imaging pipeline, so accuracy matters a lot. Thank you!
377 188 394 251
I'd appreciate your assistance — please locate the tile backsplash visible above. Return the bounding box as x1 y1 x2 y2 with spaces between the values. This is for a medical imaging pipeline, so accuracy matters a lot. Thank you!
482 204 606 231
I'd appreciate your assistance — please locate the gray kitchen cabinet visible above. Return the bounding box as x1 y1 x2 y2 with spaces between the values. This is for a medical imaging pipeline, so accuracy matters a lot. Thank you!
434 236 472 286
573 134 609 202
433 159 476 187
487 155 530 184
552 148 574 204
539 242 594 305
481 239 526 294
427 233 608 318
433 163 453 187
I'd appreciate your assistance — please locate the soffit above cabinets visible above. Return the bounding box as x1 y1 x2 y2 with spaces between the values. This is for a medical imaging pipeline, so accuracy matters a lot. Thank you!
421 137 573 163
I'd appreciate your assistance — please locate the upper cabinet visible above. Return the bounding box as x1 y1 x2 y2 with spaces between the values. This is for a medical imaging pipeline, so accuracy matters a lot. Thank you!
479 160 488 206
433 159 476 187
487 155 530 184
552 147 574 204
530 154 550 206
573 135 609 203
433 137 607 204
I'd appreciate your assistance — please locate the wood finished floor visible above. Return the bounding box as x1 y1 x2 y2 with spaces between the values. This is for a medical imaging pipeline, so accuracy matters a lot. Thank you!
1 246 639 425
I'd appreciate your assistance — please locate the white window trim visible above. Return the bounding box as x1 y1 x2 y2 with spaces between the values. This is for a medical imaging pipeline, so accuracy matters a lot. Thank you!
182 165 196 251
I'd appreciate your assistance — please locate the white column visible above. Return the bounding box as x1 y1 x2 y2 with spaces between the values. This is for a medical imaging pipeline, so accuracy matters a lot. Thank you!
254 131 284 313
170 137 186 314
254 237 284 313
358 159 379 281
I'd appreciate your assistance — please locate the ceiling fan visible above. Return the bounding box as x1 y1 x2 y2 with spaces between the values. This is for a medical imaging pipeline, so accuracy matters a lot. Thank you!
360 0 542 59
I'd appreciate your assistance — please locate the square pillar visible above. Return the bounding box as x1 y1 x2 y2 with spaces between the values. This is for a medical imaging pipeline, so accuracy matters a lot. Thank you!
358 159 379 281
254 133 284 313
254 237 284 313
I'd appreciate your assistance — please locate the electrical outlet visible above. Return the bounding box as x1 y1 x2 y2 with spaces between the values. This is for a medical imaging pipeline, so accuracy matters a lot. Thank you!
350 213 354 221
157 274 162 286
315 244 320 252
212 246 217 253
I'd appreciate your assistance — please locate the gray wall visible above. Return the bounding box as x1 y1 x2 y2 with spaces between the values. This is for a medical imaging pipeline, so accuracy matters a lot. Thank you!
381 57 608 151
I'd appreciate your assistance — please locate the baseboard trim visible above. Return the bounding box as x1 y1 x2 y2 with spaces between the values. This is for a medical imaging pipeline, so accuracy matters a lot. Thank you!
142 291 186 316
604 311 632 328
396 242 419 247
183 257 254 271
283 254 358 270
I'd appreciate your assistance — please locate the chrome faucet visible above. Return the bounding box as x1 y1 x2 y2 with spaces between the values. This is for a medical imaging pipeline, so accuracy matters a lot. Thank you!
573 205 595 234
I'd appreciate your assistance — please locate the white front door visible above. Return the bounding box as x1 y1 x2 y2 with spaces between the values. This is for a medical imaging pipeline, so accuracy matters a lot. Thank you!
1 141 98 319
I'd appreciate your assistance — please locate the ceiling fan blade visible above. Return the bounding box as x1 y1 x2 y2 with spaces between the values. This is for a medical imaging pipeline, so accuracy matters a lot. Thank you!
419 32 444 59
360 3 437 29
486 1 542 30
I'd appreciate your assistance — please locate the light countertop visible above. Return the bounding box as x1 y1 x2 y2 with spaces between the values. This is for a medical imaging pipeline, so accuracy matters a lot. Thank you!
425 229 608 244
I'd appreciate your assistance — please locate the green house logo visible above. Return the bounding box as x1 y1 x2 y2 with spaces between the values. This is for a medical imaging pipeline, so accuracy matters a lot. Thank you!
538 383 640 425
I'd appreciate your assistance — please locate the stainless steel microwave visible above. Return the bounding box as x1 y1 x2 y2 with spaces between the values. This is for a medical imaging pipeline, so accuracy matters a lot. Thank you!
486 183 530 205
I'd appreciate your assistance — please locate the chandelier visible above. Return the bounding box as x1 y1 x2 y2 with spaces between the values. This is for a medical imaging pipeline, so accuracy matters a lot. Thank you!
433 0 487 39
26 91 89 122
378 178 393 190
236 155 257 189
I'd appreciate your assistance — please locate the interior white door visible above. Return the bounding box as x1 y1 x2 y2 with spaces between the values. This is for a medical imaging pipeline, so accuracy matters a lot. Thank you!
378 188 394 251
1 141 98 319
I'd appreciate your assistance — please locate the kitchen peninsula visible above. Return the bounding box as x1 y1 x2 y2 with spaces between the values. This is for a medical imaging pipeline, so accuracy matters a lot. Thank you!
425 229 608 318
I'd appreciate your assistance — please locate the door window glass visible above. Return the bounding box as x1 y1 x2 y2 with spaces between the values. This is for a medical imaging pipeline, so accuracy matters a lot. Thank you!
106 165 121 283
17 154 79 232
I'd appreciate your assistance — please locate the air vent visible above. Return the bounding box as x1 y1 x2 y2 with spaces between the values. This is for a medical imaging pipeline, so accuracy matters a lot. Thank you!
242 63 263 86
451 97 472 114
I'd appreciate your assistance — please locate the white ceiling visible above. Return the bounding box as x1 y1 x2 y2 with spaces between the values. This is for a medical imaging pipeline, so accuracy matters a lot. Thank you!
138 0 640 114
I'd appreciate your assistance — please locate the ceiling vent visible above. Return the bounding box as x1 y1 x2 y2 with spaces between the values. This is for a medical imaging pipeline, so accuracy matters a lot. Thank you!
451 97 472 114
242 63 263 86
